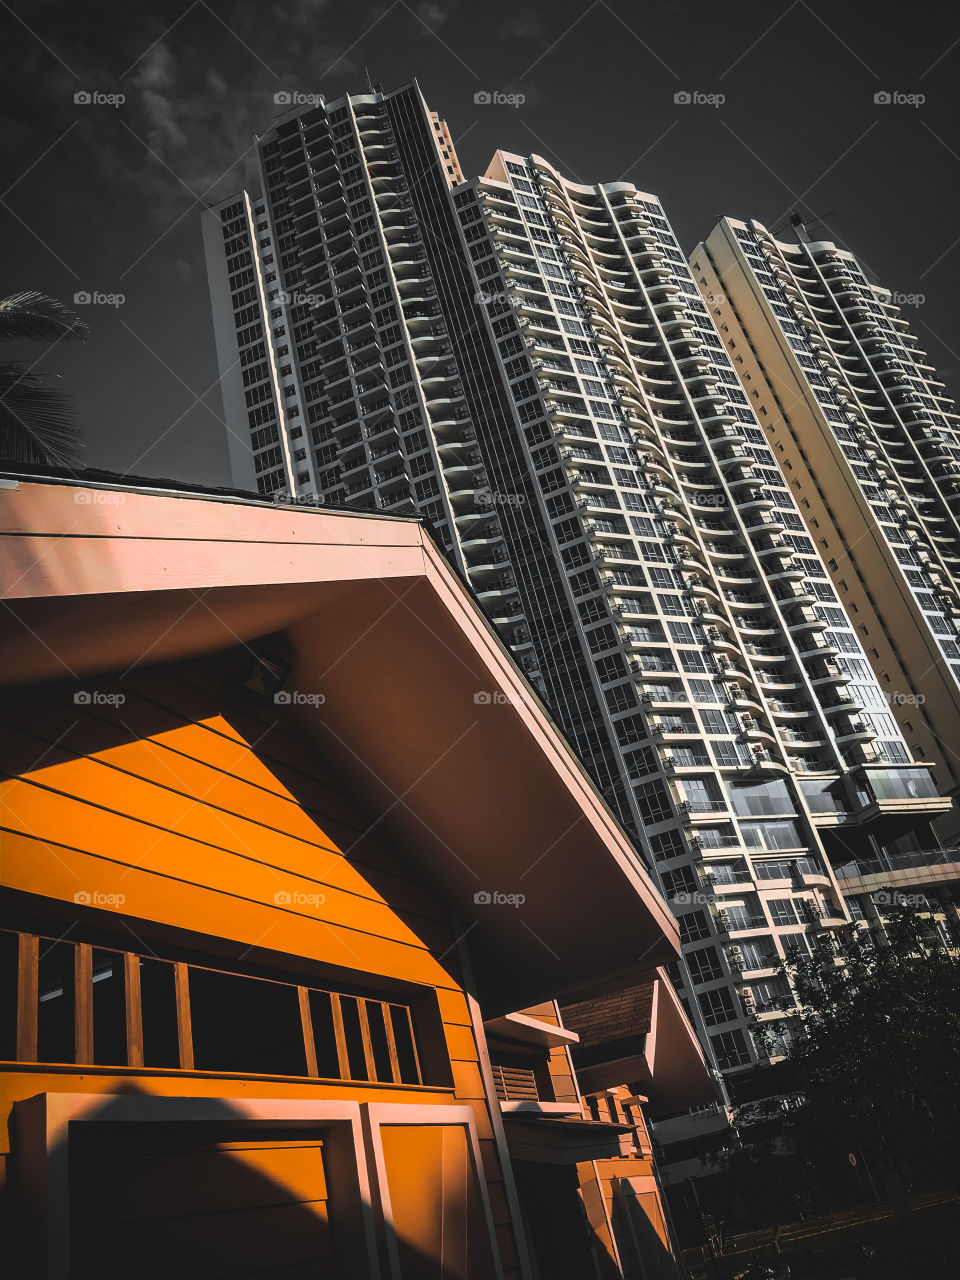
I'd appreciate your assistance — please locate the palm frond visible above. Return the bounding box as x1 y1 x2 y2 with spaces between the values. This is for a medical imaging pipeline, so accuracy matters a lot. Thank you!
0 361 83 468
0 290 89 345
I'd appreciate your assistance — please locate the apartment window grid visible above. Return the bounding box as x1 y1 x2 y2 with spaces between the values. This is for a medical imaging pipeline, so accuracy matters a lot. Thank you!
265 97 468 547
734 222 960 702
481 165 870 998
207 106 951 1087
481 163 863 1060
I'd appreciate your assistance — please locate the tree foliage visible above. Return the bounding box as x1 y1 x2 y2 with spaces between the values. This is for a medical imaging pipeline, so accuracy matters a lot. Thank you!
756 907 960 1187
0 290 87 466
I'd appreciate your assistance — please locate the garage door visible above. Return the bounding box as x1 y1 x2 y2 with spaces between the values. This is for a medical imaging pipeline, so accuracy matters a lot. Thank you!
70 1125 337 1280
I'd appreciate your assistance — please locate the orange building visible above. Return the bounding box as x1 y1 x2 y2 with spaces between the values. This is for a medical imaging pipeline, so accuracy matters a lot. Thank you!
0 472 714 1279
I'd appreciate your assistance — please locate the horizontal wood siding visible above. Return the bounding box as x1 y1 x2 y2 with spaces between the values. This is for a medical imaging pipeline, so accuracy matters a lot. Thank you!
0 654 522 1273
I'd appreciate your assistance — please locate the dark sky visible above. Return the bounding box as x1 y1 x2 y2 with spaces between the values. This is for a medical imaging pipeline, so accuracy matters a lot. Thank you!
3 0 959 486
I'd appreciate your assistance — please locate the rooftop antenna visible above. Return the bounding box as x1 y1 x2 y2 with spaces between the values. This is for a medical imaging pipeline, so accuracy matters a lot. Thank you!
364 65 375 93
772 206 837 242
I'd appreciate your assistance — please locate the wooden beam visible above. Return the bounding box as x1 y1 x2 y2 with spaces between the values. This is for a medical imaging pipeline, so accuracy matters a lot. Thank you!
355 999 377 1082
124 952 144 1068
16 933 38 1062
74 944 93 1064
329 993 350 1081
298 986 318 1078
173 962 194 1070
381 1000 402 1085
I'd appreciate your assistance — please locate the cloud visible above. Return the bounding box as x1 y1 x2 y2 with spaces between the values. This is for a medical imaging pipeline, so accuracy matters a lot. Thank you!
498 8 547 40
4 0 354 232
416 2 456 34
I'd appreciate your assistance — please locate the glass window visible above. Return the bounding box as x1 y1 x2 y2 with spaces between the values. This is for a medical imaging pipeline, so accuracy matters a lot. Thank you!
767 898 799 927
687 947 723 984
711 1028 751 1069
698 987 737 1027
678 911 710 943
729 779 795 817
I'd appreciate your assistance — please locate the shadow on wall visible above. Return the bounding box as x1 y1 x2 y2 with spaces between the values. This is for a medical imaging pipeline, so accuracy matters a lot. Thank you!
0 648 468 1001
5 1086 485 1280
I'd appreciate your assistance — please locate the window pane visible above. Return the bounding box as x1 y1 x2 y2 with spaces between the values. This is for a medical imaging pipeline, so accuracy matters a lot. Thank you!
189 967 307 1076
92 949 126 1066
38 940 75 1064
139 958 180 1068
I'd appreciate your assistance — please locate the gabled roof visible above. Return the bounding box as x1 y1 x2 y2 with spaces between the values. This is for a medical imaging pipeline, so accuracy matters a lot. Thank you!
0 472 680 1013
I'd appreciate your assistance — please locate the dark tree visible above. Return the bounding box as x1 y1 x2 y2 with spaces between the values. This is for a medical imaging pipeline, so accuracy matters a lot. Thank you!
0 290 87 467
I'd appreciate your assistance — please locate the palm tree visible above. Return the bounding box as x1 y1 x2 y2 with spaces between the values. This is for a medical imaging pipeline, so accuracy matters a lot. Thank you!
0 290 88 467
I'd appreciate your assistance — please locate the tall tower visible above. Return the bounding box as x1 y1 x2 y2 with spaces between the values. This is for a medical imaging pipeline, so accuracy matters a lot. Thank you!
693 218 960 828
202 83 955 1123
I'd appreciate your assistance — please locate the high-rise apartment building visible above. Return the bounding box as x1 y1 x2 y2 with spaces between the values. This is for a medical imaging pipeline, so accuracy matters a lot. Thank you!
202 81 956 1134
693 218 960 827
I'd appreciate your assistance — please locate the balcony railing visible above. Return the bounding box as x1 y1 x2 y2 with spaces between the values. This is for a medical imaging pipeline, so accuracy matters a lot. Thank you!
491 1064 540 1102
834 846 960 879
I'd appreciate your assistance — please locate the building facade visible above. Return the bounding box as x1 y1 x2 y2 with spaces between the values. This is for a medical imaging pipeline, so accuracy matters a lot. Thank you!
0 471 715 1279
692 217 960 827
201 82 957 1163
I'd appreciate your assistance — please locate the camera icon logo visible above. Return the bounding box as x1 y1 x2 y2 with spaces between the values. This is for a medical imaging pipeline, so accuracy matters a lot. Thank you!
74 691 92 704
474 691 492 705
74 91 91 105
674 90 691 105
474 890 491 904
74 891 92 904
274 891 292 905
274 91 292 105
74 491 91 504
273 690 292 704
74 291 91 305
474 91 491 105
874 91 891 104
